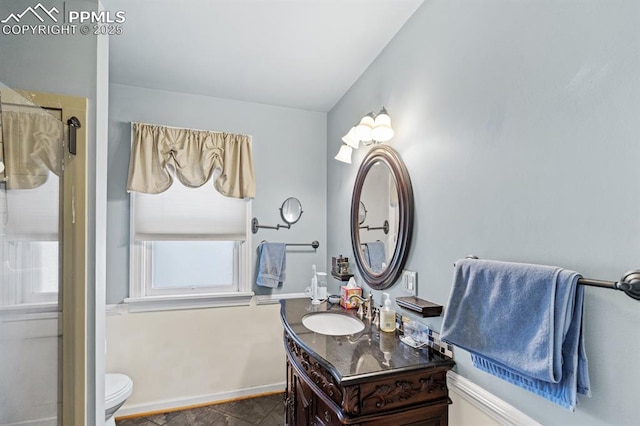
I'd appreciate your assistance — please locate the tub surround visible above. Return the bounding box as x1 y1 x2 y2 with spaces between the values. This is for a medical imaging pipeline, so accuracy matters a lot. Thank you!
281 298 454 424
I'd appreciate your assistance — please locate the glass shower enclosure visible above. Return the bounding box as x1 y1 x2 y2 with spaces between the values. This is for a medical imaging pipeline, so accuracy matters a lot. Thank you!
0 90 65 425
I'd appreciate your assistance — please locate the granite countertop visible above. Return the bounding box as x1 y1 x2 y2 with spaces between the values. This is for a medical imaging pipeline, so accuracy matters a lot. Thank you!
280 298 455 386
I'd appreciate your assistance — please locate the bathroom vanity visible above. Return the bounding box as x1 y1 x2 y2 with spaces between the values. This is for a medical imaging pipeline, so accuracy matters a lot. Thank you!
281 298 455 425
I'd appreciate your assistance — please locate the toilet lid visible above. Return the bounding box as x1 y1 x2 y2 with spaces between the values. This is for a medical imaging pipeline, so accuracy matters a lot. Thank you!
105 374 133 407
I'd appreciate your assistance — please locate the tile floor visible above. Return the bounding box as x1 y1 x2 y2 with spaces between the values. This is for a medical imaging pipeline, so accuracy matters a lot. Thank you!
116 393 285 426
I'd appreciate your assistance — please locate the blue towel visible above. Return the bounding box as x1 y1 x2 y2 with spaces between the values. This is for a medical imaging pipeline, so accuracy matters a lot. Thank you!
256 242 286 288
440 259 590 411
365 241 386 273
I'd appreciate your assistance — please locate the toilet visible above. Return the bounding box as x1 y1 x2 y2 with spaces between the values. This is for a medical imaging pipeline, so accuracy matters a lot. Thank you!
105 373 133 426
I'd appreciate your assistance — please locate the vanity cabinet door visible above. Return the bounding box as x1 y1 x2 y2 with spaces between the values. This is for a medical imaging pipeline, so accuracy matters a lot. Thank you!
286 359 314 426
295 375 313 425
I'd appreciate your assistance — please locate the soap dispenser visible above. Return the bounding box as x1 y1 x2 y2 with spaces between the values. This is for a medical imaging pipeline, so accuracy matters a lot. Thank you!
380 293 396 333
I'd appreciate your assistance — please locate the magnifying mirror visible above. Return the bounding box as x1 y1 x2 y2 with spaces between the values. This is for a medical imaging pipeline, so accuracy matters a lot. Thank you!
358 201 367 225
252 197 305 234
280 197 303 225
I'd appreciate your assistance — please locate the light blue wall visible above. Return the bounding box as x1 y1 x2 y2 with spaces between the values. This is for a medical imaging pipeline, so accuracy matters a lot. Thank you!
107 83 327 303
327 1 640 424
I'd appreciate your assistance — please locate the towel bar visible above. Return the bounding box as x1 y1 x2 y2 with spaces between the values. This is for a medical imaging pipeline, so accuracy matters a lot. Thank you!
286 241 320 249
260 240 319 249
359 220 390 234
456 255 640 301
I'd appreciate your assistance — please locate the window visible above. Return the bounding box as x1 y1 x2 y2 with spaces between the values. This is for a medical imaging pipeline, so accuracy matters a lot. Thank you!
125 123 255 311
22 240 59 302
127 181 253 312
0 163 60 308
151 241 235 292
1 240 59 305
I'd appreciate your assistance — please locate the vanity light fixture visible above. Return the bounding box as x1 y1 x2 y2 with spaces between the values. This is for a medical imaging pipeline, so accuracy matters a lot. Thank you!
334 144 353 164
335 107 395 163
334 107 395 164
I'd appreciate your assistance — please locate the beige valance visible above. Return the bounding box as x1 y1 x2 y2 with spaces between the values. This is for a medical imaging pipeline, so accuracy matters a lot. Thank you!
2 110 63 190
1 109 63 240
126 123 255 199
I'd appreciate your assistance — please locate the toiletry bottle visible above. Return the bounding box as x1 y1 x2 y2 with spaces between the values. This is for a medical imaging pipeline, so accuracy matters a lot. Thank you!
380 293 396 333
311 264 320 304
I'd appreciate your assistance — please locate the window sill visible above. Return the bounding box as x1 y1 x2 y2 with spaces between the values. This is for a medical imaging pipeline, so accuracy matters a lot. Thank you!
124 292 254 313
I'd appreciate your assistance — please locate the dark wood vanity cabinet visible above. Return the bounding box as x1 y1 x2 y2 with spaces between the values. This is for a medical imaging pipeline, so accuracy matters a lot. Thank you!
284 334 451 426
280 298 455 426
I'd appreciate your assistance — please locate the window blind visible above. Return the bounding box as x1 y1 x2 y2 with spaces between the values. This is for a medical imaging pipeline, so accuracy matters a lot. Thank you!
132 180 248 241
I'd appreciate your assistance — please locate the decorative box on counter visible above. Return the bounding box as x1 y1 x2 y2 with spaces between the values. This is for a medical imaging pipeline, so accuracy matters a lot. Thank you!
340 285 362 309
332 255 350 273
396 296 443 317
332 255 354 282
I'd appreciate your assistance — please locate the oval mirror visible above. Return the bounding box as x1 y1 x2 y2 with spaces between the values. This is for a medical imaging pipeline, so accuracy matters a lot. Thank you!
350 145 413 289
358 201 368 225
280 197 303 225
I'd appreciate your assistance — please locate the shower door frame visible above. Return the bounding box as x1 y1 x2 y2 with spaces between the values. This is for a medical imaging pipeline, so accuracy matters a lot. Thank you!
1 88 88 425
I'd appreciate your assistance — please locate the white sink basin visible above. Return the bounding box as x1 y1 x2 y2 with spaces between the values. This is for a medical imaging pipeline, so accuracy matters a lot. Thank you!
302 312 365 336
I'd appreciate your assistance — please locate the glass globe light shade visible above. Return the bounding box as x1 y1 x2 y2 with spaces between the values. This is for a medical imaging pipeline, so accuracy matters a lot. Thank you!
341 126 360 149
372 107 394 142
334 144 353 164
355 113 374 142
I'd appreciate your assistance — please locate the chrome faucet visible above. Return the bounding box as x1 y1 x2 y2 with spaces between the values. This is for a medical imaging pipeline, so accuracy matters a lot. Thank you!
348 293 374 320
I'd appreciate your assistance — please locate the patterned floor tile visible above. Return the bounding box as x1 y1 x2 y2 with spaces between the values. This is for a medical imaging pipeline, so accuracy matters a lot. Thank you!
214 396 280 424
160 406 227 426
116 417 161 426
144 410 183 425
116 394 285 426
257 403 285 426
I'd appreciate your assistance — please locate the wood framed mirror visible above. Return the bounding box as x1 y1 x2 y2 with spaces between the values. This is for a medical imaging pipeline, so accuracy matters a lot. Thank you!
350 145 414 289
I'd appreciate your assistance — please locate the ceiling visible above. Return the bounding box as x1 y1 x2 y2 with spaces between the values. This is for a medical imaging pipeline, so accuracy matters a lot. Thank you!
104 0 423 112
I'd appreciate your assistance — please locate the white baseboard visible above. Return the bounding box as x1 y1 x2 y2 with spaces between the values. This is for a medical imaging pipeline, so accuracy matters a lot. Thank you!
447 371 541 426
115 382 286 418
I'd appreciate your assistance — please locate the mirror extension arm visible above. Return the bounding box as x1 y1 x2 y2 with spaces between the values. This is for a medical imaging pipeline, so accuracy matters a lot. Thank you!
252 197 304 234
251 217 291 234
